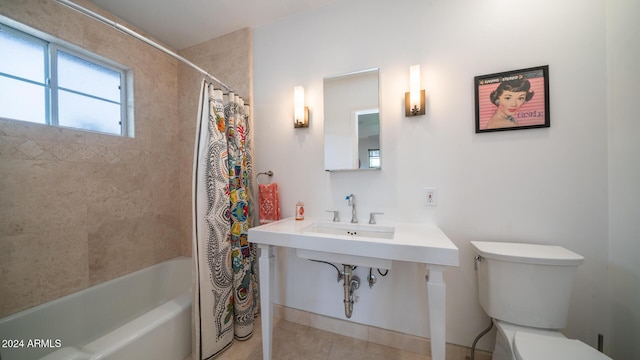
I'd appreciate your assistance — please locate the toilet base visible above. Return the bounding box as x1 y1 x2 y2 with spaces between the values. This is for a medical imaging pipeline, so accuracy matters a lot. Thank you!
492 329 514 360
491 320 565 360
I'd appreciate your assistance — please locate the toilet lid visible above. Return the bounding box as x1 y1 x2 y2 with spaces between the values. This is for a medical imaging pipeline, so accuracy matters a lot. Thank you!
514 332 612 360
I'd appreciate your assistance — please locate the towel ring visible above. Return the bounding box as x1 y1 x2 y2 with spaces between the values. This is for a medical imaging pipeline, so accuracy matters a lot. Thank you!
256 170 274 185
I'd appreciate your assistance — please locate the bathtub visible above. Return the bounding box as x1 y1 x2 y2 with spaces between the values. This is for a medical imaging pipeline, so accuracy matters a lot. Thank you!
0 257 193 360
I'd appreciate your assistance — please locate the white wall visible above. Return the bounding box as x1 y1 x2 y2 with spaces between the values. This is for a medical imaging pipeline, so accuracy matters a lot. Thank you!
253 0 611 351
607 0 640 358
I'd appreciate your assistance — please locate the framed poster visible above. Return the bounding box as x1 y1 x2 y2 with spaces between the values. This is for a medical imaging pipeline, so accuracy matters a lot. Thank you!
475 65 550 133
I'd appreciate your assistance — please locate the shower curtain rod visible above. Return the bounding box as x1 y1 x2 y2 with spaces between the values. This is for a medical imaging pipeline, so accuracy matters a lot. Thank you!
55 0 235 93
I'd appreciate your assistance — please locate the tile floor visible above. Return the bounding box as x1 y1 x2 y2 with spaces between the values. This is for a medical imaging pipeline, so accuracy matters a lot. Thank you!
186 317 429 360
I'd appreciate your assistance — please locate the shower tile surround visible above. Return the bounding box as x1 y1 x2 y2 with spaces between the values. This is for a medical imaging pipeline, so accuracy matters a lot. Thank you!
1 0 195 317
176 27 252 258
1 0 251 317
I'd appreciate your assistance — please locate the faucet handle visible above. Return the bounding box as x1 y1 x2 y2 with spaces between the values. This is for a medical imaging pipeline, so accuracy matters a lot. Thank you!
369 212 384 224
345 194 355 205
326 210 340 222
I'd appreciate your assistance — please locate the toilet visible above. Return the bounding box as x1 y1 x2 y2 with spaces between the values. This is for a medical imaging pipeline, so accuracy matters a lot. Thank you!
470 241 612 360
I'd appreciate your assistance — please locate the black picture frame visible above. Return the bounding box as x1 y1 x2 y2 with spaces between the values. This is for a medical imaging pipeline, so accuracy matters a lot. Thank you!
475 65 550 133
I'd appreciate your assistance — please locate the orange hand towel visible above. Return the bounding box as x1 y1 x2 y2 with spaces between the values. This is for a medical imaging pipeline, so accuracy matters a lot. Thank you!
258 183 281 224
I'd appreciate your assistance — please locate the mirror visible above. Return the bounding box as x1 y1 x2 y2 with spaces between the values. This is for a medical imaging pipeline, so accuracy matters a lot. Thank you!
323 68 380 171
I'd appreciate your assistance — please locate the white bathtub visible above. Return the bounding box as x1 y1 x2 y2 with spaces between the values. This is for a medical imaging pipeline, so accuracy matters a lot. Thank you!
0 257 193 360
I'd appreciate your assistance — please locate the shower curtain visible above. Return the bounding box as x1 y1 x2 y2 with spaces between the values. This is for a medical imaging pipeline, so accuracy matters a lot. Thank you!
193 80 259 360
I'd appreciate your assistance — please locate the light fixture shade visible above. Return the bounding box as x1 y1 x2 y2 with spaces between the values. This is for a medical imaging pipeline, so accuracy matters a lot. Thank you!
409 65 421 110
405 64 426 117
294 85 309 128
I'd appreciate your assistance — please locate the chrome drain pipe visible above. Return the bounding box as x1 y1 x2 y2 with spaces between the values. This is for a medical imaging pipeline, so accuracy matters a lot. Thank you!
342 265 360 318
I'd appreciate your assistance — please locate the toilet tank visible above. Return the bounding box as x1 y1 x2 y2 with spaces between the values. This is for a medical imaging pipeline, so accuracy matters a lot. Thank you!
471 241 584 329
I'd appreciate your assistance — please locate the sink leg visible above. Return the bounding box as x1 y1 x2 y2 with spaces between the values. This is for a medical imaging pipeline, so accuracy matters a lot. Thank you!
258 244 273 360
426 265 447 360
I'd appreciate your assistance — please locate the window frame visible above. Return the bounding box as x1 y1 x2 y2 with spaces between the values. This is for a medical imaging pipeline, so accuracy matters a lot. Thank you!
368 148 381 169
0 21 131 137
0 24 49 125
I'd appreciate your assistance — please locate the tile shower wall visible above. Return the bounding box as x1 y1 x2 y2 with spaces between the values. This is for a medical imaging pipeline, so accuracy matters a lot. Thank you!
176 28 253 257
0 0 181 317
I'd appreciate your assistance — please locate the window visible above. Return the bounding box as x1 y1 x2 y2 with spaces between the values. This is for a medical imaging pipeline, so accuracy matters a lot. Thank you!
0 23 130 136
368 149 380 169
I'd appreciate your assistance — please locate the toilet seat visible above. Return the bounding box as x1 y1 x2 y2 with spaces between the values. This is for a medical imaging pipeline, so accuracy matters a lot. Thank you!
514 332 612 360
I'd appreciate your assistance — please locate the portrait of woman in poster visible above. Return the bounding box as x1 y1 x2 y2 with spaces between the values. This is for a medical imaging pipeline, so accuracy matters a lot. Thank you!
486 79 535 129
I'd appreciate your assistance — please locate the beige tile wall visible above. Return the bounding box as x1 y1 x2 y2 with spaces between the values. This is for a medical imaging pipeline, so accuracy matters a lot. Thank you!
0 0 252 318
0 0 183 317
176 28 253 257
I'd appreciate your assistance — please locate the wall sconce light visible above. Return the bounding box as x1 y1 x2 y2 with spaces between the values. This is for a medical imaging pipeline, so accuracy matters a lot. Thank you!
405 64 425 117
294 85 309 128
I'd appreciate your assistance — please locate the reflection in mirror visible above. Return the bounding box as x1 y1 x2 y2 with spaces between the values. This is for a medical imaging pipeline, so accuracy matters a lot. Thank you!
323 68 380 171
357 110 380 169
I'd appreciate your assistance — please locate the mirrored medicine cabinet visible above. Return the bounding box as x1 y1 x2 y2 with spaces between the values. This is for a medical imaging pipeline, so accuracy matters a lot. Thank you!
323 68 380 171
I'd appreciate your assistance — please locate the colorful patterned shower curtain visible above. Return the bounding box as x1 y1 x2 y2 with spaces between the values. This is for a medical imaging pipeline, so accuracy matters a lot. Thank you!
193 80 258 360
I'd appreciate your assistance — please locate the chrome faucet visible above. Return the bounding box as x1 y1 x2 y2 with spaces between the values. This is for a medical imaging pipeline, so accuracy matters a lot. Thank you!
346 194 357 223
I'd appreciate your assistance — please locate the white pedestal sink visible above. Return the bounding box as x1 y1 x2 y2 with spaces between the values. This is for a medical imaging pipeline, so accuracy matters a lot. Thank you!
248 217 459 360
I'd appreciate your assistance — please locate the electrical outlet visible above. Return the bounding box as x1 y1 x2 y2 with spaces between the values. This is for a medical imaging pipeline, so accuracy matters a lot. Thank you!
424 187 437 206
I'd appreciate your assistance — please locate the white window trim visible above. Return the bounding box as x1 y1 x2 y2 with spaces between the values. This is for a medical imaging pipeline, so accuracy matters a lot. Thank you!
1 16 133 137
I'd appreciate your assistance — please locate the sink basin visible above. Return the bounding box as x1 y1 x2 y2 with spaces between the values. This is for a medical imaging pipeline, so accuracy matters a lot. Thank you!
302 221 395 239
296 221 395 269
